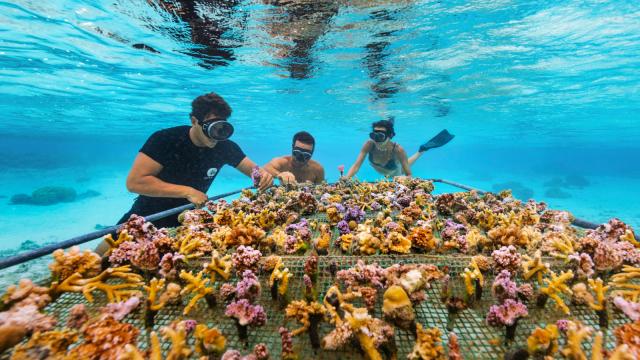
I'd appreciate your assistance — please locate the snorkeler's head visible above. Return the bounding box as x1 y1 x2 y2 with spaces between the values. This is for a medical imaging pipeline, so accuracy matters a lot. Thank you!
292 131 315 163
190 92 234 141
190 92 232 123
371 117 395 142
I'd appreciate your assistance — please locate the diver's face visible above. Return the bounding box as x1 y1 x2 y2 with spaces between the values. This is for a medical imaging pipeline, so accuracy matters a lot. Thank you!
373 127 390 148
190 115 218 148
292 140 313 165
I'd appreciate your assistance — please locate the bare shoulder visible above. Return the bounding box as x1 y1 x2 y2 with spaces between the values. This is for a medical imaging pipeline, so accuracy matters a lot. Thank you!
394 143 408 154
309 159 325 172
363 140 375 151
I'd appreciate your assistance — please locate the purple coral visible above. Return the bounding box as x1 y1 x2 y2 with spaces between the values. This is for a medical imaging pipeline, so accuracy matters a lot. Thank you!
384 221 399 234
337 220 350 235
251 166 262 188
232 246 262 274
159 252 185 279
284 235 300 254
101 296 140 321
486 299 528 327
225 299 267 327
491 270 518 303
279 327 294 358
343 205 365 223
336 260 386 288
286 219 311 241
492 245 522 273
220 283 237 302
236 270 261 303
613 297 640 321
567 253 594 279
556 319 570 333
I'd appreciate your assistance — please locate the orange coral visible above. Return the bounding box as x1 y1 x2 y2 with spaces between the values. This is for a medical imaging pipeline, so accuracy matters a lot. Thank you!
49 265 143 303
224 224 266 247
384 231 411 254
10 329 78 360
194 324 226 356
68 315 139 359
49 246 101 282
408 226 437 251
203 250 232 281
614 321 640 359
407 324 445 360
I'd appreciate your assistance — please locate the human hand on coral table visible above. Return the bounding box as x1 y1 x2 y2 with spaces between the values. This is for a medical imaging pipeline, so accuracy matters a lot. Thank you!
277 171 297 185
184 187 208 207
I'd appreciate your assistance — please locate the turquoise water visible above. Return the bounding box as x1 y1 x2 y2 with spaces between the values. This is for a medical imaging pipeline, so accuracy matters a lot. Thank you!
0 0 639 254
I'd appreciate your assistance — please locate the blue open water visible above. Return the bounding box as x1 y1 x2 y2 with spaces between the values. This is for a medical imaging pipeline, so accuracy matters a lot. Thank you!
0 0 639 253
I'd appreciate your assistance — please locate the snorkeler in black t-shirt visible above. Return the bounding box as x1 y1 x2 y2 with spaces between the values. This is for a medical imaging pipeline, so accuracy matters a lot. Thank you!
96 92 273 255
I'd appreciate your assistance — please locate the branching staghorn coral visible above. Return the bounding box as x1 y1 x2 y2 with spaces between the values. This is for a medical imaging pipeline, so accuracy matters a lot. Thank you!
522 250 550 284
203 250 233 282
176 227 211 259
102 231 133 256
559 321 593 360
609 265 640 302
586 278 609 327
49 264 143 303
179 270 214 315
123 323 192 360
144 277 181 327
538 270 574 315
542 231 577 261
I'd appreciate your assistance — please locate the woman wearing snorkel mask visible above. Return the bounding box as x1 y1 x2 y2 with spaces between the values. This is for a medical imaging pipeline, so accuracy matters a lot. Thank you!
345 118 454 179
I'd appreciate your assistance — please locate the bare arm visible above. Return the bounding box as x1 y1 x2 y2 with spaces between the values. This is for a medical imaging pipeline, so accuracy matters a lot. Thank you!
236 157 274 190
263 157 285 177
126 152 199 199
396 145 412 177
346 141 373 178
315 164 325 184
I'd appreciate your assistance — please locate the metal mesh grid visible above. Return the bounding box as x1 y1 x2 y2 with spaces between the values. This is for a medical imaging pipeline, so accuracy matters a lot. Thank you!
37 254 629 359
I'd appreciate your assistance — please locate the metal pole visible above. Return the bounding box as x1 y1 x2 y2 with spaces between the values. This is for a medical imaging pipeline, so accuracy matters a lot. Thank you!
0 188 248 271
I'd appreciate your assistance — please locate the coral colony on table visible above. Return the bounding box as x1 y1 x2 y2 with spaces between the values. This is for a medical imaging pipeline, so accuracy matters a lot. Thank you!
1 178 640 359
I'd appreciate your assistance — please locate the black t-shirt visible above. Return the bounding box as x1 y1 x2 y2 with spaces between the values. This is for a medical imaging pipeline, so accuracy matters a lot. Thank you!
126 125 246 217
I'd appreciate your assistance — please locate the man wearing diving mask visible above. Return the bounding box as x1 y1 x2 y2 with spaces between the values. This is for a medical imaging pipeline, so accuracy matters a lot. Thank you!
264 131 325 185
97 93 273 254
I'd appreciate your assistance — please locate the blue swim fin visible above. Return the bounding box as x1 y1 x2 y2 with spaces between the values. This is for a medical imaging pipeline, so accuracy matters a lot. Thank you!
419 129 454 152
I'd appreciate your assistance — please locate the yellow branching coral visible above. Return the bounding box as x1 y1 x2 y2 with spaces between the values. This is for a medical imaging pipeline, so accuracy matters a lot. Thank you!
543 231 576 260
194 324 226 356
522 250 550 284
465 228 489 251
161 323 192 359
270 262 292 297
49 265 143 303
340 304 390 360
176 228 210 259
384 231 411 254
462 258 484 299
609 265 640 302
407 323 445 360
540 270 574 315
49 246 101 282
476 209 497 231
621 229 640 248
560 321 593 360
527 324 559 357
145 278 181 311
179 270 214 315
267 227 288 251
203 250 232 282
257 209 276 230
587 278 609 312
102 231 133 256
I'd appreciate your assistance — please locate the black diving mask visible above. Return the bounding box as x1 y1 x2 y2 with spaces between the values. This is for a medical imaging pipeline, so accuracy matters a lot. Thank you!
369 131 388 143
292 147 312 163
201 119 234 141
